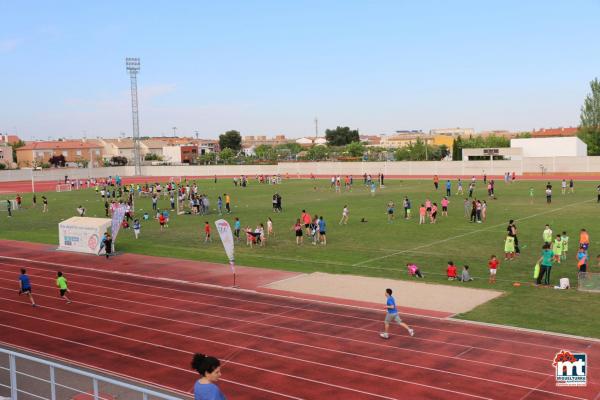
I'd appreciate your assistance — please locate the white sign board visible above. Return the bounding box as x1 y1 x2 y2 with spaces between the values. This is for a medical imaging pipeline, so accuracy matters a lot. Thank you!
58 217 112 254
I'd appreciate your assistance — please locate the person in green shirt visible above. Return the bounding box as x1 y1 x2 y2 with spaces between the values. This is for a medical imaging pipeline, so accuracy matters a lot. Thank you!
552 235 563 264
561 231 569 261
529 187 534 204
543 224 553 244
536 244 554 285
56 271 72 304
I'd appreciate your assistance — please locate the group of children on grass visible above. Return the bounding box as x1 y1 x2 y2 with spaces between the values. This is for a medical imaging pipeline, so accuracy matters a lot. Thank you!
294 210 327 246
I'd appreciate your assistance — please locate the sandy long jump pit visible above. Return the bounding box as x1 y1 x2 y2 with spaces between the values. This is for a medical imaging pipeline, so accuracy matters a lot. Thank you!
263 272 503 315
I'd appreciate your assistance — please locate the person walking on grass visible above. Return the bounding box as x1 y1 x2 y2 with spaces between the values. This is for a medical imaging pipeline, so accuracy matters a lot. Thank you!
234 217 241 242
133 219 141 239
204 221 212 243
403 196 411 219
380 288 414 339
293 219 303 245
318 216 327 245
42 196 48 213
441 197 449 217
553 234 563 264
56 271 72 304
561 231 570 260
387 201 395 223
536 243 554 286
488 255 499 283
191 353 227 400
529 187 534 204
339 205 349 225
267 217 273 237
576 246 588 279
18 269 36 307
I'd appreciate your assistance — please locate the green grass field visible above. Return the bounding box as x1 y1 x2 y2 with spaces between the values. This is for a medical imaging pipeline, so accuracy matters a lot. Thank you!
2 178 600 338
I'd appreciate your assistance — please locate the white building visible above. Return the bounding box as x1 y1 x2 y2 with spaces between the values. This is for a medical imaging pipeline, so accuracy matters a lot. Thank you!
510 137 587 158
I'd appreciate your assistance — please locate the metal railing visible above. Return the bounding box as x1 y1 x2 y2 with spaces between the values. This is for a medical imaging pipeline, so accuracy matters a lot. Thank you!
0 347 184 400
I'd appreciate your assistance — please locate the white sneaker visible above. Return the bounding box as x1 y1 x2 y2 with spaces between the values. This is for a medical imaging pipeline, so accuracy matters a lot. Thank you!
408 329 415 337
379 332 389 339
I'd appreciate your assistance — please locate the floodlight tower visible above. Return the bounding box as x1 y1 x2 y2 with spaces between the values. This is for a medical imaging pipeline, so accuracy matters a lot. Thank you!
126 57 142 175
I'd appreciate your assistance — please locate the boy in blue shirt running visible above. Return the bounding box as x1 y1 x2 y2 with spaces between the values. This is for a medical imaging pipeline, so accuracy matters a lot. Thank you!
18 269 36 307
380 288 414 339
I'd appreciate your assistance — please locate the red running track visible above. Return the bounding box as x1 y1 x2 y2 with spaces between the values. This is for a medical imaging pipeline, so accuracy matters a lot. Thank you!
0 255 599 399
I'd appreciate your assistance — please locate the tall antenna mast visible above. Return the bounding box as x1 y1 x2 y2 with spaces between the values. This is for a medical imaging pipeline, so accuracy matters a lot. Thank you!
126 57 141 175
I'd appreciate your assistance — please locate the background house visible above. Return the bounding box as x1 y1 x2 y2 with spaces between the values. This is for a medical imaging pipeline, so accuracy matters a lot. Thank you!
15 139 104 167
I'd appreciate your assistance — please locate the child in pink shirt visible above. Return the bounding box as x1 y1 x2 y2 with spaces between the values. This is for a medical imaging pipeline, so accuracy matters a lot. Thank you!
441 197 449 216
407 263 423 278
425 199 432 218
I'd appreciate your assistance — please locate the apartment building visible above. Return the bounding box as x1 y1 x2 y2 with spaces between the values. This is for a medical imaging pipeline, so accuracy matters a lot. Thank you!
15 140 104 167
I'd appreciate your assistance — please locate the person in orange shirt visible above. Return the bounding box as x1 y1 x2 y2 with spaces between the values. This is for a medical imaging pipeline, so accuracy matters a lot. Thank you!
579 229 590 251
433 175 439 190
204 221 212 242
419 204 426 225
301 209 312 235
224 194 231 213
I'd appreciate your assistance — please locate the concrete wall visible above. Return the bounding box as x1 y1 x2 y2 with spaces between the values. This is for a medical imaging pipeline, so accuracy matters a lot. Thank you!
2 157 600 182
511 137 588 157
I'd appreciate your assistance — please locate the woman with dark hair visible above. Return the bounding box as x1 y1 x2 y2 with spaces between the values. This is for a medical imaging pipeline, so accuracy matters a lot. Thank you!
191 353 226 400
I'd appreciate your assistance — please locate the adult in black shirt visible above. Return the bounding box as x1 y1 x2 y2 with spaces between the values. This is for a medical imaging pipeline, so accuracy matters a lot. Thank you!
507 219 520 255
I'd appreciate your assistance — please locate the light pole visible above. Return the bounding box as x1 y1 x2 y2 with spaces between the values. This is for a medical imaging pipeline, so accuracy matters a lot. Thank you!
125 57 141 175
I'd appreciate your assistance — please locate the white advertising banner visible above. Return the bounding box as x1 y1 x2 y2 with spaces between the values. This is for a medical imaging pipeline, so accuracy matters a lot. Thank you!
214 219 235 273
58 217 112 254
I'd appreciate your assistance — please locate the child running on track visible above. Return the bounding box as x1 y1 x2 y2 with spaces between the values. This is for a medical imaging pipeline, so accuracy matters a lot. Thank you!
18 268 36 307
56 271 72 304
380 288 414 339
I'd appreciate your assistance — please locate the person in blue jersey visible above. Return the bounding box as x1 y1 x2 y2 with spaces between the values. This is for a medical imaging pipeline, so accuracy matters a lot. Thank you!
380 288 413 339
318 215 327 245
18 269 36 307
192 353 226 400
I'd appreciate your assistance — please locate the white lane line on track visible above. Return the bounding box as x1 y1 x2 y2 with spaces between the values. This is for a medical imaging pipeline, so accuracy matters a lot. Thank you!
0 264 582 358
0 262 593 354
5 301 592 400
353 198 595 266
0 310 491 400
2 289 561 383
0 324 303 400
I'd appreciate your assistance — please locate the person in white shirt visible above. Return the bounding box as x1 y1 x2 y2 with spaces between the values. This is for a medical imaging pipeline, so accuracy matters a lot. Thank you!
339 205 349 225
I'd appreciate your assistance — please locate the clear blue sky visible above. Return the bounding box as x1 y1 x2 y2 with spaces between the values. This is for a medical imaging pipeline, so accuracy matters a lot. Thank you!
1 1 598 140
